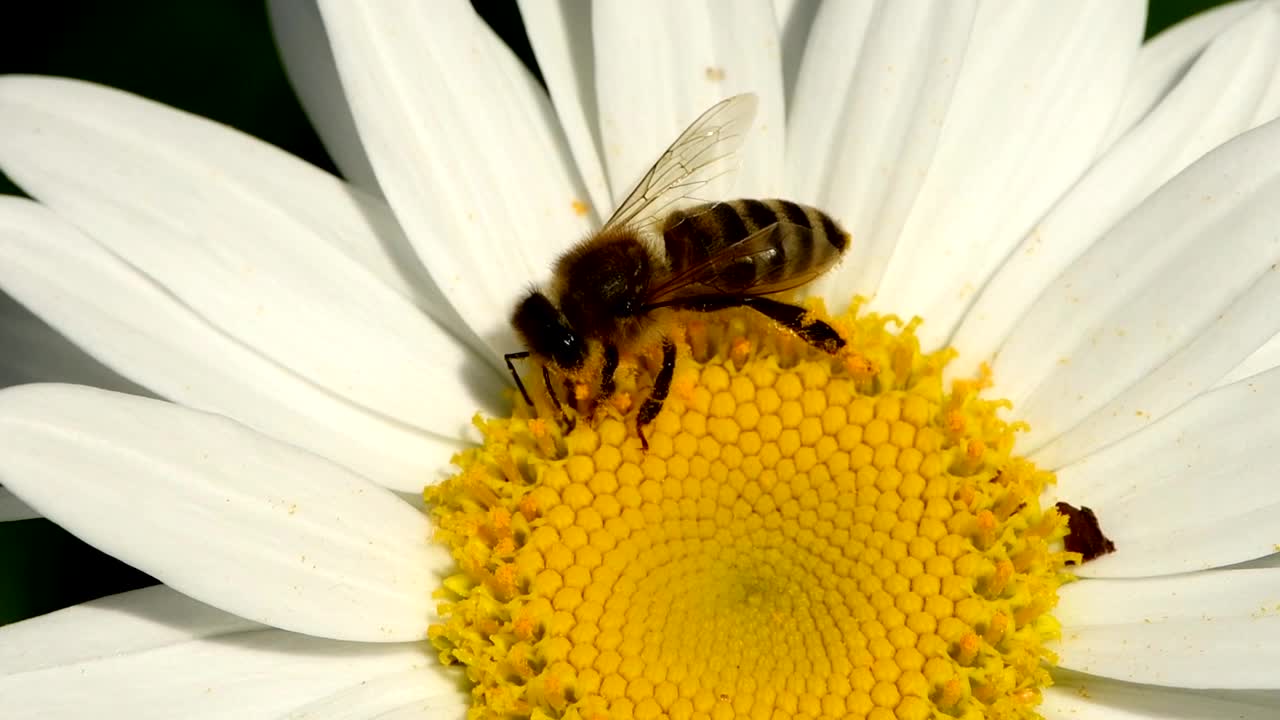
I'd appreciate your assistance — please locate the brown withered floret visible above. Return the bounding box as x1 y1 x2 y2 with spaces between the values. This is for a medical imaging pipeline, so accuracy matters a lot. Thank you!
1056 502 1116 563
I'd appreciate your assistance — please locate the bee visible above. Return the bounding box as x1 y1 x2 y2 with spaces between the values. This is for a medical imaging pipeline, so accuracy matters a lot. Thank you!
506 93 849 448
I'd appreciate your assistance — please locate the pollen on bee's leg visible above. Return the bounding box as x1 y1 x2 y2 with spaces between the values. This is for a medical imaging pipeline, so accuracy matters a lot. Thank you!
428 301 1075 720
729 335 752 368
670 369 698 405
609 391 632 414
572 382 590 403
686 319 709 361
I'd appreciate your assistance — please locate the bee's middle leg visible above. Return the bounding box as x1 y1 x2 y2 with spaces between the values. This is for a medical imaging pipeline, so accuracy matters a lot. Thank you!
637 338 677 450
541 364 574 432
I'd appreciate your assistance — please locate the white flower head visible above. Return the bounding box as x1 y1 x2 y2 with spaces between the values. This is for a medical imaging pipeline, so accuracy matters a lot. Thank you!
3 1 1280 718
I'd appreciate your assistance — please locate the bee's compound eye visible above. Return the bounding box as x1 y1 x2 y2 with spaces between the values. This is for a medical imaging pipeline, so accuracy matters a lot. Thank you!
556 332 582 358
548 329 587 369
513 292 587 370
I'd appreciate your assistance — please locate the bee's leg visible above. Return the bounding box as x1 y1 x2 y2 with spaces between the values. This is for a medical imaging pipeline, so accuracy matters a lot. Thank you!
542 364 574 431
564 376 579 410
748 297 845 354
599 344 620 403
667 297 845 354
504 351 534 408
637 338 677 450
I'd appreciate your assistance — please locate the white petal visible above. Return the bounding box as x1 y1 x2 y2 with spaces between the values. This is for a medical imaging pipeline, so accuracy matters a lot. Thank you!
994 117 1280 468
0 586 259 674
0 385 447 642
775 0 819 108
1199 690 1280 708
1044 670 1279 719
1250 41 1280 129
1054 367 1280 577
267 0 383 194
0 586 459 720
866 1 1144 346
282 669 468 720
0 198 465 492
772 0 799 28
1054 569 1280 688
1226 553 1280 571
318 0 594 355
517 0 613 221
0 486 38 522
952 6 1280 378
1221 31 1280 387
366 701 468 720
792 1 977 308
593 1 785 203
1223 324 1280 387
1102 0 1264 147
0 289 151 396
784 0 876 209
0 76 501 436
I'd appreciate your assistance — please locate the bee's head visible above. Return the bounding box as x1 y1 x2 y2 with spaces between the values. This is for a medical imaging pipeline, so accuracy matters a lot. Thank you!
512 290 587 370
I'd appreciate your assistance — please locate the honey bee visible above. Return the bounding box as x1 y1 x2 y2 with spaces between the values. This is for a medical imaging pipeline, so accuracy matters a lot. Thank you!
507 93 849 447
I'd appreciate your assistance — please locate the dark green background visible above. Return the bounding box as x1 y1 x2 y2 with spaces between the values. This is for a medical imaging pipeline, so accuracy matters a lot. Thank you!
0 0 1231 626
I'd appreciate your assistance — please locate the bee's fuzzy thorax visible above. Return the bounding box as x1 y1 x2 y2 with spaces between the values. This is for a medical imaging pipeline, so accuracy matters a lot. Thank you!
553 226 658 343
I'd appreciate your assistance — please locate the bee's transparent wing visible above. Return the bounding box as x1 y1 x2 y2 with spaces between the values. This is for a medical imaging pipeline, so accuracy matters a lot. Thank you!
602 94 759 232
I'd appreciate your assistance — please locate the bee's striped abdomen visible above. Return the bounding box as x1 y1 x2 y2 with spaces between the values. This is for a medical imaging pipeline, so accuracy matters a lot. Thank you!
660 199 848 292
660 201 745 270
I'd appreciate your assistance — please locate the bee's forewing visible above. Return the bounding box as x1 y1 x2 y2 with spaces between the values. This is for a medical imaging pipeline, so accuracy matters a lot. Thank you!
601 93 758 233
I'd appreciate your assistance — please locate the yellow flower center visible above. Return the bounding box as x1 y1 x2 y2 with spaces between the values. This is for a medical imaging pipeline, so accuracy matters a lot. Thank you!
428 304 1072 720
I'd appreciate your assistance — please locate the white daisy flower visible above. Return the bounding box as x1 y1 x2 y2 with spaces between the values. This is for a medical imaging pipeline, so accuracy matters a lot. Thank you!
3 1 1280 718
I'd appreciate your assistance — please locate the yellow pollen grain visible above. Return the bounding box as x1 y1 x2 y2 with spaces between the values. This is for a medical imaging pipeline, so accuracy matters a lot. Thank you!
428 304 1069 720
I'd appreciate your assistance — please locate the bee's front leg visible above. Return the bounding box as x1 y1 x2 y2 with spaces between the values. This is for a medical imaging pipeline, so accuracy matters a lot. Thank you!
541 364 574 432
